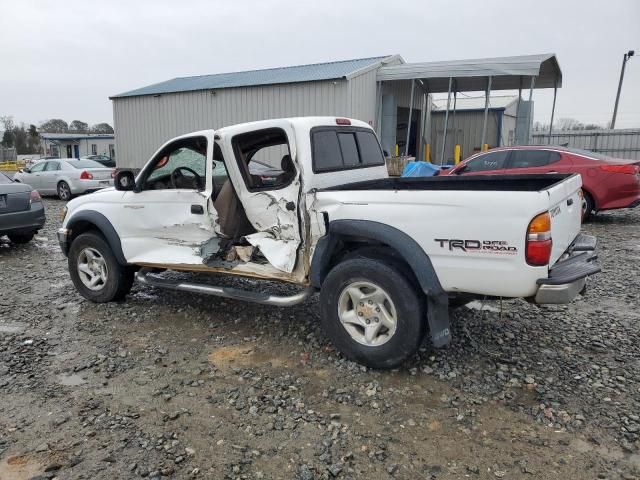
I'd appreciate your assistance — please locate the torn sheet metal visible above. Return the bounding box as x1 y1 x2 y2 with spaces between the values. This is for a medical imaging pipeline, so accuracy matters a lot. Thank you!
245 232 298 273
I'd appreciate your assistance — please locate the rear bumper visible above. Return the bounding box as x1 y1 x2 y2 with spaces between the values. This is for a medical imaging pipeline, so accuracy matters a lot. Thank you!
70 178 114 194
0 202 46 235
534 234 601 304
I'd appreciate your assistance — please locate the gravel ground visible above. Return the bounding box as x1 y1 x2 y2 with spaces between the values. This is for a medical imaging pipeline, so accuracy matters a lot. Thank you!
0 198 639 480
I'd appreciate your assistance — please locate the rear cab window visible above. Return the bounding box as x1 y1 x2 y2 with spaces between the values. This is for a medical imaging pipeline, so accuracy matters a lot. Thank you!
311 127 385 173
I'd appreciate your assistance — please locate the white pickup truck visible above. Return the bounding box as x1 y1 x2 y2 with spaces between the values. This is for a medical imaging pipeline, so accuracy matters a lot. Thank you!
58 117 600 368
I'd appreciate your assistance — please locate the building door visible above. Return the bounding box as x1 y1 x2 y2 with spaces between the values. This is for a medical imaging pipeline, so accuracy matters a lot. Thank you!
66 145 72 158
73 145 80 158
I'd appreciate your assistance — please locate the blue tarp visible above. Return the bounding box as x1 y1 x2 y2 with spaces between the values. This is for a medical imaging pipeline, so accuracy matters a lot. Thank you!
401 161 441 177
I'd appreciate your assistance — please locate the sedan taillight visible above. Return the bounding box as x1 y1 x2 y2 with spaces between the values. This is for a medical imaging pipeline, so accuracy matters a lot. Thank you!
599 164 639 175
80 170 94 180
111 170 116 178
29 190 41 204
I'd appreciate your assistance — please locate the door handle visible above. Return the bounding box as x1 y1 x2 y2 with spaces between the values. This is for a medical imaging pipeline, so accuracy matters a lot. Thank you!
191 204 204 214
567 198 574 206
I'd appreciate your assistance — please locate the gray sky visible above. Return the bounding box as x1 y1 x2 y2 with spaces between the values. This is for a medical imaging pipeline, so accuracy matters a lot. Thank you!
1 0 639 128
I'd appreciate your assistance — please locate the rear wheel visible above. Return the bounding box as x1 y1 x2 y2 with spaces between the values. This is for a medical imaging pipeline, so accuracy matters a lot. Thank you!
68 232 134 302
582 191 595 220
57 181 72 201
320 257 425 369
8 232 35 244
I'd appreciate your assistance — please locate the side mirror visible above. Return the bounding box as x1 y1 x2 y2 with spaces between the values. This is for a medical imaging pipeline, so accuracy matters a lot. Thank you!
114 170 136 191
454 164 467 174
23 168 30 174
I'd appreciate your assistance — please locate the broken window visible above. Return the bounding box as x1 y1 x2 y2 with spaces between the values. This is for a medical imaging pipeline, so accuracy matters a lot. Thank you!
231 128 296 192
141 136 208 191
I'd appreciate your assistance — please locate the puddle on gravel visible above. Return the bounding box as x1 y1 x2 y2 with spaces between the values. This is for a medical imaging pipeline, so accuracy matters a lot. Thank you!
0 323 26 334
57 373 86 386
208 345 289 370
0 454 43 480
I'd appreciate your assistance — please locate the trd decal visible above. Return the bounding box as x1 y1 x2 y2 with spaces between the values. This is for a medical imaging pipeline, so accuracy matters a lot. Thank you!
434 239 518 254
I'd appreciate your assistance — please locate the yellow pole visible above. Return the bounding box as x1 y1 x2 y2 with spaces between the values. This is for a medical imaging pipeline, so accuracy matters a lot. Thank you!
454 144 461 164
394 144 399 157
482 143 489 152
424 143 431 162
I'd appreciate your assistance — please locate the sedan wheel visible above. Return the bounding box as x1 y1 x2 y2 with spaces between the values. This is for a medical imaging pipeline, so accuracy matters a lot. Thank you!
58 181 72 201
77 247 109 291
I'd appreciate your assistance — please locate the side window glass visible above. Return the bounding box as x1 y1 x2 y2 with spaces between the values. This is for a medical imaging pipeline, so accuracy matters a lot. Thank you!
44 161 60 171
144 136 207 190
464 151 509 172
232 128 296 191
30 162 46 172
510 150 560 169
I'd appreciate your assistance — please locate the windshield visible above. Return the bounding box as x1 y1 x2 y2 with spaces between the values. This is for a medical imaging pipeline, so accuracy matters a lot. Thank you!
0 172 12 184
68 159 105 169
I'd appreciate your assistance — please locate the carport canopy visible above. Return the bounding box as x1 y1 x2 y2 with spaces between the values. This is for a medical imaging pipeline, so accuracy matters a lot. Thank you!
376 54 562 161
376 53 562 91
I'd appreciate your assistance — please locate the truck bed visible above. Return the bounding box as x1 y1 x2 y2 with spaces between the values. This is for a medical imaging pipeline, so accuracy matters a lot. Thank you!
321 173 575 192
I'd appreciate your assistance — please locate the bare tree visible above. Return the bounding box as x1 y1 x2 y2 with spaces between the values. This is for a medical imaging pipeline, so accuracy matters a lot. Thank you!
90 123 114 134
40 119 69 133
69 120 89 133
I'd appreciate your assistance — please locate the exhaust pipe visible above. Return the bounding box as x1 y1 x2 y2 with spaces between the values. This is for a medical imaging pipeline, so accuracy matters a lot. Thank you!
136 268 315 307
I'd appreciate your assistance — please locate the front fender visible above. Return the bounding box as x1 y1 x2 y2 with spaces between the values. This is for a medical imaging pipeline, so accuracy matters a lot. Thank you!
65 210 127 265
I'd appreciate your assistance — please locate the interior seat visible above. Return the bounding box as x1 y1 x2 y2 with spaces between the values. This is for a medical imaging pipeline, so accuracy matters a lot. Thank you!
213 179 255 238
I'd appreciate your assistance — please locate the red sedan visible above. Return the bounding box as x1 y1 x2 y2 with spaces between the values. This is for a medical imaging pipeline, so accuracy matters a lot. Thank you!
445 146 640 216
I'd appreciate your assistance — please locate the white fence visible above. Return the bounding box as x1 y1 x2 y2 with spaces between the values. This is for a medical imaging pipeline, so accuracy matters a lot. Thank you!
531 129 640 159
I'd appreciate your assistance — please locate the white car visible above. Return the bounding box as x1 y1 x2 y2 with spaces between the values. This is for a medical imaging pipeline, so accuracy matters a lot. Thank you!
14 159 115 200
57 117 600 368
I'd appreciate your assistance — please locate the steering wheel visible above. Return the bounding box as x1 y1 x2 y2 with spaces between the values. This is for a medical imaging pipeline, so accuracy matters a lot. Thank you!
170 166 203 190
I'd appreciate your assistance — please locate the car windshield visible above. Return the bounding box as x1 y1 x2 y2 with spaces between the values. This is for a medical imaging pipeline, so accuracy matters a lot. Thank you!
566 148 615 161
68 160 105 169
0 172 12 184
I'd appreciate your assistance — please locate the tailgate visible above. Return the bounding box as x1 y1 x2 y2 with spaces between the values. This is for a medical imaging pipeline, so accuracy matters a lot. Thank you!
546 174 583 265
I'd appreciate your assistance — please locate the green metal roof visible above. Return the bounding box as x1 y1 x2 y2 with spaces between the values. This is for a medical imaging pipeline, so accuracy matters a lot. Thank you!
112 56 391 99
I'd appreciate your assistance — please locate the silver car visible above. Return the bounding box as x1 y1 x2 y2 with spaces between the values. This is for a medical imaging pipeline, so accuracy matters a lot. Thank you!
14 159 115 201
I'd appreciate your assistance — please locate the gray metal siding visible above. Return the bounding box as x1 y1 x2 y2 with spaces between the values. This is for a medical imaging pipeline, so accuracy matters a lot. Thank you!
430 111 501 163
347 68 378 126
531 129 640 160
113 80 350 168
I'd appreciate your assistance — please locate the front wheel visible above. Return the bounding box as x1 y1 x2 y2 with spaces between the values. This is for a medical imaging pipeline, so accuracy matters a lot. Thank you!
68 232 134 302
320 257 426 369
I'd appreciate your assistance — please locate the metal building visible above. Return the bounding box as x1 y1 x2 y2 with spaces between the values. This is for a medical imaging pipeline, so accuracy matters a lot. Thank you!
430 95 523 162
111 55 406 168
111 53 561 168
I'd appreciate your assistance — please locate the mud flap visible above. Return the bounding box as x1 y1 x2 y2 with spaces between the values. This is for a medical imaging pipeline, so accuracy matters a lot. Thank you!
427 294 451 347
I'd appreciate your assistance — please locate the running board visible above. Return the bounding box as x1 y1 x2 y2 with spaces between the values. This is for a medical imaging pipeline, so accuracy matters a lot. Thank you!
135 268 315 307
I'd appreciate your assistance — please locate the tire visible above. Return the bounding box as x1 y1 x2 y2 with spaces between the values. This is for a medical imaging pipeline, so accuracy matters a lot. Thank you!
57 181 72 201
68 232 134 302
8 232 35 244
582 191 595 221
320 257 426 369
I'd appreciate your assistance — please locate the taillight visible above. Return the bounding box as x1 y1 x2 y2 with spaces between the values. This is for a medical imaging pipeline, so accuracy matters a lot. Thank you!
336 118 351 125
526 212 552 266
29 190 41 204
80 170 93 180
599 164 639 175
111 171 116 178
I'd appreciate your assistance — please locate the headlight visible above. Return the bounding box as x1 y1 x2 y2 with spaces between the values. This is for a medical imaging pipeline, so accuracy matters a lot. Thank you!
61 206 68 222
